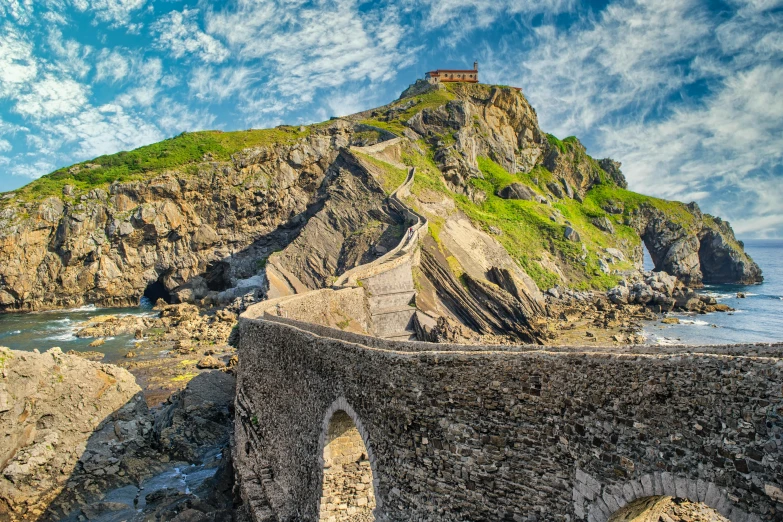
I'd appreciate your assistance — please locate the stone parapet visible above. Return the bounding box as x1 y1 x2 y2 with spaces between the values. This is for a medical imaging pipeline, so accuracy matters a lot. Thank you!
235 314 783 521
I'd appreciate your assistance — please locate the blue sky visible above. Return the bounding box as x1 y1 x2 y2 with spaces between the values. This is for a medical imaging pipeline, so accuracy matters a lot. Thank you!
1 0 782 238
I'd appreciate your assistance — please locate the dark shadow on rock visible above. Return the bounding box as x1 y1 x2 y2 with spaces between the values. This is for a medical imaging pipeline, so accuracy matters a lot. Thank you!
34 371 237 522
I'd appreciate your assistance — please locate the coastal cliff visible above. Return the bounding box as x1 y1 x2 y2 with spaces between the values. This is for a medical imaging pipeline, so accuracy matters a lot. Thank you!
0 82 761 333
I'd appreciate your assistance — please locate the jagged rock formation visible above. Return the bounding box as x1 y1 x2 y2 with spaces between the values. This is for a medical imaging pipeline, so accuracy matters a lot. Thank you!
626 203 762 286
0 347 140 520
0 81 761 333
0 346 236 521
263 151 403 298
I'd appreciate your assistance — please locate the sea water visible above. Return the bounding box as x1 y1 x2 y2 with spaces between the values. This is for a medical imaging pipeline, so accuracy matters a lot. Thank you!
643 239 783 345
1 242 781 352
0 299 157 363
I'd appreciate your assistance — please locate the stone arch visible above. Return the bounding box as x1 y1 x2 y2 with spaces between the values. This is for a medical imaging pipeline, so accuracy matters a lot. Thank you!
574 470 762 522
317 397 380 521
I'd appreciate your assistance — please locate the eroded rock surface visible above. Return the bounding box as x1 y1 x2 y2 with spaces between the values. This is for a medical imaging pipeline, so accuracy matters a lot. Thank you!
0 347 140 520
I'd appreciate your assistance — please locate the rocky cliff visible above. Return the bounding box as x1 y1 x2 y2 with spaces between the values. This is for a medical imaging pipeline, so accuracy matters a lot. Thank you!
0 81 761 327
0 346 236 521
0 347 140 520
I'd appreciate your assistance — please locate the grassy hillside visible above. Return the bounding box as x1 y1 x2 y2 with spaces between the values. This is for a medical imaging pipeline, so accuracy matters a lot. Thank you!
1 82 703 291
4 127 312 202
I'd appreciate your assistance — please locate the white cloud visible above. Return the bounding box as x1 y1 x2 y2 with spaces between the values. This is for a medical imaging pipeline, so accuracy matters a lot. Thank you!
418 0 576 30
0 24 38 97
188 66 255 101
154 99 217 134
205 0 415 103
0 0 35 25
95 49 130 82
49 103 163 158
47 29 93 78
9 159 58 180
0 140 11 153
14 75 89 119
153 8 229 63
71 0 147 27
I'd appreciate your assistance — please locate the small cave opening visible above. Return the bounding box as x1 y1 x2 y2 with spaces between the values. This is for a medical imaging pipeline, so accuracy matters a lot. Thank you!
142 279 171 306
205 261 232 292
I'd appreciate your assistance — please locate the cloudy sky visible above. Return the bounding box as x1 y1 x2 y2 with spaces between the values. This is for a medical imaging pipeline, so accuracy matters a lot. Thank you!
1 0 781 238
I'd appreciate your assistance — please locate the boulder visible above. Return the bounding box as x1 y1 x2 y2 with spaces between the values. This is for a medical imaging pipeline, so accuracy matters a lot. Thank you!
196 356 224 369
564 226 580 242
0 347 140 521
547 181 565 198
497 183 537 201
591 216 615 233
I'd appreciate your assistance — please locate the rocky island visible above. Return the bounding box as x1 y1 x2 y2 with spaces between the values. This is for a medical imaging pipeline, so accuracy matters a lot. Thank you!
1 81 778 522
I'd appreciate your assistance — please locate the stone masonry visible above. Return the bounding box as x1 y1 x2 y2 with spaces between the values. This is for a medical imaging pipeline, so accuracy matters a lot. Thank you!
319 409 376 521
234 314 783 521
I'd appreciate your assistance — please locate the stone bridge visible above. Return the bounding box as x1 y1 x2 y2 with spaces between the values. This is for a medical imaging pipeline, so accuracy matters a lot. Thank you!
234 312 783 521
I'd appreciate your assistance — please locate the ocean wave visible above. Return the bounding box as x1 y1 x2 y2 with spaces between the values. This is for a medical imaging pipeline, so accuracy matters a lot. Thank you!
701 292 734 301
655 337 682 346
66 304 98 312
679 319 710 326
0 330 22 337
45 332 76 341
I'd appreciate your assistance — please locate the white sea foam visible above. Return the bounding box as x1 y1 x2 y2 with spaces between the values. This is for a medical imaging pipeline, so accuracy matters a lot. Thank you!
67 304 98 312
679 319 710 326
45 332 76 341
702 291 734 300
655 337 681 346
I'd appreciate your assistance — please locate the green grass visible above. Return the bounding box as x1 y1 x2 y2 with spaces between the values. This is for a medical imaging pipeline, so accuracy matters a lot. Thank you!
353 152 408 194
9 127 312 201
402 151 628 290
586 184 697 229
546 134 568 154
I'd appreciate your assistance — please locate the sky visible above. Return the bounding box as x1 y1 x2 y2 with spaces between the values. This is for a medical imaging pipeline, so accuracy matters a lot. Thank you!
1 0 782 238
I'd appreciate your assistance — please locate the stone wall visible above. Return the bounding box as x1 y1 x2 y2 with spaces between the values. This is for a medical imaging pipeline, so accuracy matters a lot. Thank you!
235 315 783 522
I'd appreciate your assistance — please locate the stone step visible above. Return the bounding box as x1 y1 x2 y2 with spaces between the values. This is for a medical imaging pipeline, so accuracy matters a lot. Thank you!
371 308 415 338
384 330 417 341
372 304 417 316
368 290 415 310
361 261 415 296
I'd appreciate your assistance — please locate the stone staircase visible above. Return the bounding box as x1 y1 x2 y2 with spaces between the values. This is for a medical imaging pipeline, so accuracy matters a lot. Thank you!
365 263 417 341
254 140 427 341
333 156 427 341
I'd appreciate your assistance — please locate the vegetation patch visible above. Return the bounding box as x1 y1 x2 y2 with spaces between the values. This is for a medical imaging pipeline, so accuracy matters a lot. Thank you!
9 127 311 201
354 152 408 194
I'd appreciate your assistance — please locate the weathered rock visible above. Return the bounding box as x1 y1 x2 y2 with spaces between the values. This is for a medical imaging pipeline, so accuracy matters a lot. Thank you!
497 183 537 201
154 371 235 462
564 226 581 242
591 216 615 234
196 356 224 369
598 158 627 188
0 347 140 521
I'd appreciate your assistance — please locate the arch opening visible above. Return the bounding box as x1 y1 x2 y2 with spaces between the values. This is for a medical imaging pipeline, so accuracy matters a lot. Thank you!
319 409 376 521
142 279 171 306
641 235 659 272
609 496 729 522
